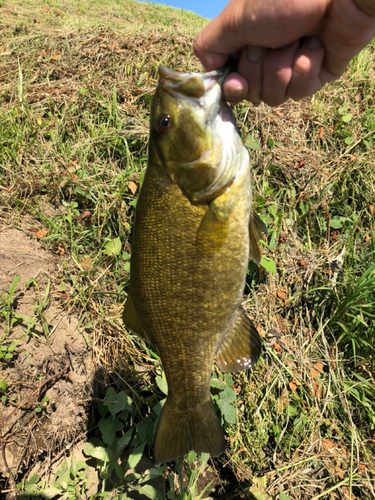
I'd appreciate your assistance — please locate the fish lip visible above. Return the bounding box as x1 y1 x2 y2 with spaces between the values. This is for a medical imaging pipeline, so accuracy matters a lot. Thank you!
201 69 225 91
158 65 224 80
158 65 225 94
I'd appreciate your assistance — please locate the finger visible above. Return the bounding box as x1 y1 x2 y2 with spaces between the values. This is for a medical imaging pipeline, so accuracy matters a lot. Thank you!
193 39 230 71
222 46 265 104
222 72 249 104
287 37 325 101
261 42 300 107
193 6 237 70
236 46 266 105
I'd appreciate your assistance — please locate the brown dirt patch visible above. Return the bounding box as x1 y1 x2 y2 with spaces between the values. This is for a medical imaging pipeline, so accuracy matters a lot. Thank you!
0 226 95 495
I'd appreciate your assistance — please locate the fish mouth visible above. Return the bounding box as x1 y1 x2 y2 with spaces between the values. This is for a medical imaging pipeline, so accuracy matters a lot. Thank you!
157 65 241 204
158 65 226 129
158 66 224 94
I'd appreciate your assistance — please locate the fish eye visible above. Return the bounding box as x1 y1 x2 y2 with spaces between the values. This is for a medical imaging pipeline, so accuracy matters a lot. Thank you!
157 114 172 132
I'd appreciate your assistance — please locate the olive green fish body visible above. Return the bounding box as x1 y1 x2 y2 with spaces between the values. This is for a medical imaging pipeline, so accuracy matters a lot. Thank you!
124 66 262 463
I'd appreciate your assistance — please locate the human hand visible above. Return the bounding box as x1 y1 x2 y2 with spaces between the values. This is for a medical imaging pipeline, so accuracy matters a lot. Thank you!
193 0 375 106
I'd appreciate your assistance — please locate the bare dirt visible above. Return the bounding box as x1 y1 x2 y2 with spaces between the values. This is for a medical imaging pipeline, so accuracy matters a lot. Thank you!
0 226 96 494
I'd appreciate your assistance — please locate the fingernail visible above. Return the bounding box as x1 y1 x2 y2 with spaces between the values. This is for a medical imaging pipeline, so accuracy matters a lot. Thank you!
247 46 264 62
307 37 322 49
225 84 245 103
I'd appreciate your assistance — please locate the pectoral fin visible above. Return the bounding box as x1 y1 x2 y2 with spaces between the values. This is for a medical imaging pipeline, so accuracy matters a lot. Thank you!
249 212 268 266
123 293 150 343
216 306 261 372
195 197 232 252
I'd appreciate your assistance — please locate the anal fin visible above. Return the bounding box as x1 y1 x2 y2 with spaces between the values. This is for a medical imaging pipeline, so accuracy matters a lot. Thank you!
123 293 150 343
216 306 261 372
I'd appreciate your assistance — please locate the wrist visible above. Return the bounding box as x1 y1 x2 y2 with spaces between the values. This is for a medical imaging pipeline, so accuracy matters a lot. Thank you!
352 0 375 16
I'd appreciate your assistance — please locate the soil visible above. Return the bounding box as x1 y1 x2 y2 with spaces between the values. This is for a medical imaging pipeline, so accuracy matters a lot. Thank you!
0 226 96 495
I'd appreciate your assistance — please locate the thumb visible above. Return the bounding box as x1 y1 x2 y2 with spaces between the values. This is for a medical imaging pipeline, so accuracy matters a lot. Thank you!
194 0 330 71
193 10 238 70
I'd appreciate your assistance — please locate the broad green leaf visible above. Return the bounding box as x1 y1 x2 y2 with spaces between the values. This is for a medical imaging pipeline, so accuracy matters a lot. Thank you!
268 204 278 218
137 484 163 500
342 113 353 123
249 475 272 500
117 428 133 455
83 442 109 462
245 134 261 151
137 416 154 442
220 402 236 424
54 461 69 486
27 474 40 485
104 388 133 414
125 472 142 483
114 459 125 479
0 380 8 391
185 450 197 464
99 418 116 446
344 136 353 145
140 467 165 483
103 237 122 256
279 492 293 500
152 398 166 416
41 487 63 499
155 374 168 395
70 454 77 477
210 378 227 390
217 387 237 424
127 442 145 469
330 216 352 229
260 256 277 274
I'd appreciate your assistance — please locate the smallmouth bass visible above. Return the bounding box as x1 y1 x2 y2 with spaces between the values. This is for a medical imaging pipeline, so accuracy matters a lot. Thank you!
123 66 265 464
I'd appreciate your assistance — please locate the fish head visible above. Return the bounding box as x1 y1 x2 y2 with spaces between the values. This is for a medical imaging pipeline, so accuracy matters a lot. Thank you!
149 66 244 203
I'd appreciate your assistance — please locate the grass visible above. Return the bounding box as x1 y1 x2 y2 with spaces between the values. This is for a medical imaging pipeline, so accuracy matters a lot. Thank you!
1 0 375 498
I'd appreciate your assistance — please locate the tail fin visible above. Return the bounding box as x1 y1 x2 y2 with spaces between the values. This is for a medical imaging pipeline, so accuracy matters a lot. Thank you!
154 398 225 465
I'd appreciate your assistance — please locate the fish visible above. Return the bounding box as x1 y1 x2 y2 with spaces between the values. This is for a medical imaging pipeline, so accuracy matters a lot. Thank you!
123 65 266 464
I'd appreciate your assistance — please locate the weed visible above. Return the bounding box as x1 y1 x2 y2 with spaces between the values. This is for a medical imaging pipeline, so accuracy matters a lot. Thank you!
34 395 50 414
25 277 51 338
0 275 21 335
16 382 229 498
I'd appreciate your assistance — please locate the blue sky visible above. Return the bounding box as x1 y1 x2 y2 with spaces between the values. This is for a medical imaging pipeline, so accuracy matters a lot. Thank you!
137 0 228 20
